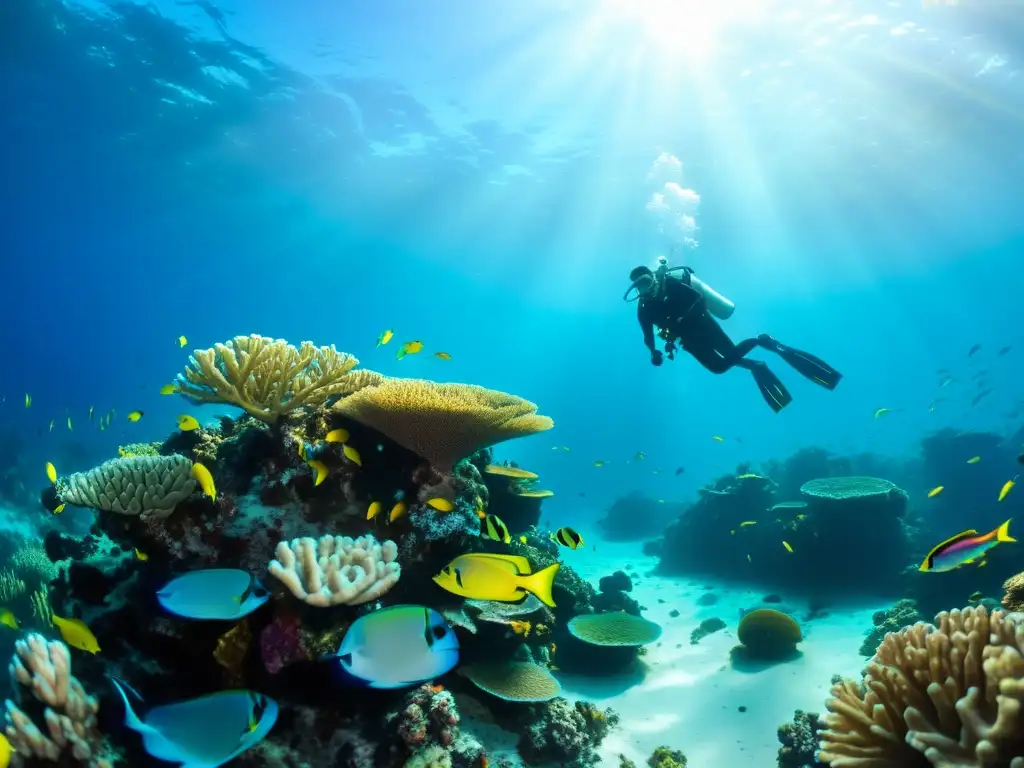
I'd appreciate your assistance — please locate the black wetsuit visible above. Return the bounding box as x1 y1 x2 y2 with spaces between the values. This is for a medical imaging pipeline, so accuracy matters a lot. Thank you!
636 270 842 412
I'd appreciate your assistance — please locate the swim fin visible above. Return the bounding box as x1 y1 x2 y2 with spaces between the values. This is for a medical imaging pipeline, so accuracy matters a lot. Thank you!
762 337 842 390
750 361 792 413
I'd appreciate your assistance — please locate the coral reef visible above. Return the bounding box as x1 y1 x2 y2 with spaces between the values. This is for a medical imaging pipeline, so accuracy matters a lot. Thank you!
736 609 802 661
502 697 619 768
1004 571 1024 611
819 605 1024 766
777 710 823 768
689 617 726 645
385 684 483 767
52 455 197 519
646 745 688 767
597 492 679 542
268 534 400 606
858 598 924 657
3 633 113 766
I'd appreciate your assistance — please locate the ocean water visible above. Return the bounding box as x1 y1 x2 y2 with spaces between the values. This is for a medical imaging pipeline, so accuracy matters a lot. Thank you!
1 1 1023 767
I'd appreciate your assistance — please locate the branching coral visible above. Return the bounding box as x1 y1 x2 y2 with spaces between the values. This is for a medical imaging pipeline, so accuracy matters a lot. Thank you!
268 534 400 606
331 378 554 470
176 334 383 425
3 633 112 766
818 605 1024 767
55 455 196 519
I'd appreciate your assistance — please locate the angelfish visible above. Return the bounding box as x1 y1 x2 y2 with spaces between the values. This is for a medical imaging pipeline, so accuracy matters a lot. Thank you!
157 569 269 620
333 605 459 689
918 519 1016 573
109 678 277 768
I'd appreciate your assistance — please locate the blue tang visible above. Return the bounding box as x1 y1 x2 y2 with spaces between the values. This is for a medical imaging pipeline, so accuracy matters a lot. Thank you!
336 605 459 689
110 678 277 768
157 569 269 620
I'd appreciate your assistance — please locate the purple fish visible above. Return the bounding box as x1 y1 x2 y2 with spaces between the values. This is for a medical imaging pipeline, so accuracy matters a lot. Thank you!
919 520 1015 572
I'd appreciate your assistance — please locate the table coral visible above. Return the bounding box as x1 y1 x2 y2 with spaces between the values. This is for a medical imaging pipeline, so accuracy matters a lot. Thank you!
268 534 400 607
3 633 113 766
819 605 1024 766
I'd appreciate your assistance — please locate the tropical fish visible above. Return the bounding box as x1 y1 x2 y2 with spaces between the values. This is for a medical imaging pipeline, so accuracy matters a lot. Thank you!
634 451 646 461
481 514 511 544
159 384 179 395
390 501 407 522
592 460 606 468
24 394 30 408
972 389 992 407
675 467 685 475
998 346 1012 356
191 462 216 501
88 405 94 421
919 520 1015 573
325 429 349 444
969 590 983 602
110 679 277 768
968 343 981 357
308 460 328 487
334 605 459 689
51 615 101 654
157 569 270 620
396 341 424 360
553 527 583 550
342 444 362 466
0 608 19 630
367 501 381 521
49 419 54 432
874 408 893 419
0 731 9 768
66 416 72 431
927 486 944 498
739 521 757 527
127 410 144 423
999 477 1017 503
782 541 794 553
426 498 454 512
178 335 188 348
712 436 725 442
377 329 394 346
967 456 981 464
940 377 955 388
135 548 149 562
434 352 452 360
45 462 57 484
737 473 765 480
433 553 559 608
518 535 528 544
52 503 65 515
177 414 200 431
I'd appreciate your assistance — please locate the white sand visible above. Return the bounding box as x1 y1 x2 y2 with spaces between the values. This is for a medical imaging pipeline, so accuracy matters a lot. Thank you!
556 539 886 768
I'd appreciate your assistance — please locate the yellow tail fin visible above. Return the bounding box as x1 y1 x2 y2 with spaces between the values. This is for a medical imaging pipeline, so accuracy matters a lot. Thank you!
996 518 1016 543
520 563 560 608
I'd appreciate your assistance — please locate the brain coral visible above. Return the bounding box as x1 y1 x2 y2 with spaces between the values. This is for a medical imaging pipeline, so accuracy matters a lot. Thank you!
567 612 663 647
737 609 802 660
460 661 561 702
819 605 1024 767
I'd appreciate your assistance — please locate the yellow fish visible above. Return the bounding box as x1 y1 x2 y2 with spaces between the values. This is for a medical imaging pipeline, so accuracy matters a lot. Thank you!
49 419 54 432
297 442 307 461
178 335 188 348
160 384 179 395
66 416 72 431
782 541 794 553
390 501 407 522
968 456 981 464
0 608 19 630
127 410 144 423
433 553 559 608
874 407 893 419
342 444 362 466
999 477 1017 503
737 473 764 480
396 340 424 360
52 503 66 515
191 462 216 501
434 352 452 360
308 460 329 487
519 535 528 544
0 732 12 767
88 405 94 421
426 498 454 512
177 414 200 431
325 428 349 444
377 329 394 346
553 527 583 549
367 501 382 521
134 548 149 562
481 514 511 544
45 462 57 484
51 614 101 654
24 394 30 408
928 486 944 498
592 460 607 468
739 521 757 527
712 435 725 442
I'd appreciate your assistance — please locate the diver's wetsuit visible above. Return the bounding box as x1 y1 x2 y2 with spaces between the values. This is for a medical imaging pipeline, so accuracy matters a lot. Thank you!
637 270 842 412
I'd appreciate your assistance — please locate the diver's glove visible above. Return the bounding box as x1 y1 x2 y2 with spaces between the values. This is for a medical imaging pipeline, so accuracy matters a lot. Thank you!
651 350 663 366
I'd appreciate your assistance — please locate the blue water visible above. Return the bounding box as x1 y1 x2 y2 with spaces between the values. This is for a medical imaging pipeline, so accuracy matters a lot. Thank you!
1 1 1023 763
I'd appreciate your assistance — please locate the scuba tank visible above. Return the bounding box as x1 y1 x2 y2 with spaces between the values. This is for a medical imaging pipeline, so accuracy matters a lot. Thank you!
656 257 736 320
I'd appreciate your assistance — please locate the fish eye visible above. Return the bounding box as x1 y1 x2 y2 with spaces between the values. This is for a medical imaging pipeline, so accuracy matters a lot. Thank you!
432 624 448 640
253 587 268 598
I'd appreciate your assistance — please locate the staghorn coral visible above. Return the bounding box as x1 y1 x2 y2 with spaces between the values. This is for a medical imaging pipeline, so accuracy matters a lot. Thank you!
3 633 113 766
268 534 400 607
331 378 554 470
56 455 196 519
819 605 1024 767
176 334 383 425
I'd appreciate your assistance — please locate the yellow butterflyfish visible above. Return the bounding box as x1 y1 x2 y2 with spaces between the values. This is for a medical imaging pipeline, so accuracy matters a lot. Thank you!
377 329 393 346
177 414 200 431
127 410 144 423
396 340 424 360
178 335 188 348
325 429 349 444
160 384 179 395
434 351 452 360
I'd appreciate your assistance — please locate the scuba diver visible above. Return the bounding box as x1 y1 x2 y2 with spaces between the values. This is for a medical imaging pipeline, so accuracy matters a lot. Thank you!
625 257 842 412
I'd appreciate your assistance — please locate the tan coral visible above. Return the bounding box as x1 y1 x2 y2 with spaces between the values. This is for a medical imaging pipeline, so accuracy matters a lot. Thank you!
332 378 554 470
56 455 196 520
268 534 400 607
818 606 1024 767
1003 572 1024 611
176 334 383 425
